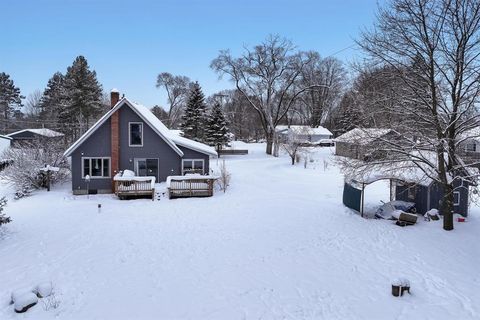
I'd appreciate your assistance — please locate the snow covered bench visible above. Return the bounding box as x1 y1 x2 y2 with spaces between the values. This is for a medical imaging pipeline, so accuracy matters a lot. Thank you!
167 175 217 199
114 171 156 200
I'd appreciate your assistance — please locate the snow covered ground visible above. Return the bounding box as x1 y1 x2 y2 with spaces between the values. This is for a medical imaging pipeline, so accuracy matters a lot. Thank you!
0 143 479 319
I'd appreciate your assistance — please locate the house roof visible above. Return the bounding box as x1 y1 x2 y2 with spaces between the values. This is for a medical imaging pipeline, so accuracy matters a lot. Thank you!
7 128 64 138
276 125 333 136
335 128 392 145
64 97 217 157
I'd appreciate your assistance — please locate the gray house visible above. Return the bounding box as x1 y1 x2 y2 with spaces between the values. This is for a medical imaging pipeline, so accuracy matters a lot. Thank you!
7 128 64 148
335 128 396 160
64 90 217 195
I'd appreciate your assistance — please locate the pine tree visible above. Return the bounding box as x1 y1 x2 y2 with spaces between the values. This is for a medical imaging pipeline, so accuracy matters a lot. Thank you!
205 102 230 150
39 72 66 125
61 56 103 140
0 72 24 132
180 82 207 142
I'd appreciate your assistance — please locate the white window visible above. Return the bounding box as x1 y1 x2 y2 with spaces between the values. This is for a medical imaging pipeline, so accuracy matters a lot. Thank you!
82 157 110 178
453 191 460 206
182 159 204 175
129 122 143 146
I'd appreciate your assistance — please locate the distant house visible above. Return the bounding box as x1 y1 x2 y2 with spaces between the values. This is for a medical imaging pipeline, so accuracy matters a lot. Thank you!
7 128 64 148
0 134 11 156
276 125 333 144
64 90 217 195
334 128 396 160
457 127 480 167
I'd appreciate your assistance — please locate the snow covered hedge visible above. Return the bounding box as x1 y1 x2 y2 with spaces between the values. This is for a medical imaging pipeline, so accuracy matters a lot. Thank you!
0 142 69 195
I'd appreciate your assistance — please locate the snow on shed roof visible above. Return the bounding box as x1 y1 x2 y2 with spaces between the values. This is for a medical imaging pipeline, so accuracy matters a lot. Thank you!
335 128 392 145
276 125 333 136
64 97 217 157
7 128 64 138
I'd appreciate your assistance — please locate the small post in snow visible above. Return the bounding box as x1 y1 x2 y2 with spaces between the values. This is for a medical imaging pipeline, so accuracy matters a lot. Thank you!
98 203 101 214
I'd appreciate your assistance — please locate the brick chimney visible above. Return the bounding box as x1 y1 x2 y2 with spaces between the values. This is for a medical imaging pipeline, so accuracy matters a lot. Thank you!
110 89 120 188
111 88 120 108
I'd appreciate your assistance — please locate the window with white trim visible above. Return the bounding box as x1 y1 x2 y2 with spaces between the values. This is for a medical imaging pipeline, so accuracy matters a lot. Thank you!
129 122 143 146
453 191 460 206
182 159 204 175
83 157 110 178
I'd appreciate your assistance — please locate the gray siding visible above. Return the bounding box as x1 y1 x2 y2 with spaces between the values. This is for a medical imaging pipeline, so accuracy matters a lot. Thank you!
70 101 213 194
71 118 112 193
395 179 469 217
118 105 182 180
179 146 211 174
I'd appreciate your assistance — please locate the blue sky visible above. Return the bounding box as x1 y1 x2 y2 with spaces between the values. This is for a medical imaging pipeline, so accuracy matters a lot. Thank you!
1 0 382 108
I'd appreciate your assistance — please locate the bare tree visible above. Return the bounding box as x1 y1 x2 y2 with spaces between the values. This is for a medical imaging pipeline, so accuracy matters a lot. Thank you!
156 72 192 128
211 35 322 156
357 0 480 230
24 90 43 118
282 127 311 165
297 53 346 127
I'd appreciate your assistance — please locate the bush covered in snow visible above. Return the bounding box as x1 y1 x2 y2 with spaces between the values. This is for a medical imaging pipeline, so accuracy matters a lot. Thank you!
0 197 10 226
215 159 231 193
0 141 69 194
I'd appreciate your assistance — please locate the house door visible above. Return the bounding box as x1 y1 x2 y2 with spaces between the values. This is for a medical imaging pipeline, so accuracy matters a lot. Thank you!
134 158 159 180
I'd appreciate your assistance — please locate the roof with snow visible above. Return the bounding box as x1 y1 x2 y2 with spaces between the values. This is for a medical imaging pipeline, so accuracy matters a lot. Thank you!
7 128 64 138
335 128 393 145
64 97 217 157
0 134 12 140
345 150 477 186
276 125 333 136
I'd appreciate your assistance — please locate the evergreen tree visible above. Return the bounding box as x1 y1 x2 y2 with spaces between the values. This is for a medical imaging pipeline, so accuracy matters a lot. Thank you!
0 72 24 132
61 56 103 140
205 102 230 150
180 82 207 142
39 72 66 125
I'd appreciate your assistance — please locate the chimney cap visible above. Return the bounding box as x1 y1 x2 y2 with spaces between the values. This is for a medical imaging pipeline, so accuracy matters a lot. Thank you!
111 88 120 93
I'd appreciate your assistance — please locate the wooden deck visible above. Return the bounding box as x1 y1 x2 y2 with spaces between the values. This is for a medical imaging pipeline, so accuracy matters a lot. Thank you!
168 176 216 199
217 149 249 156
114 179 155 200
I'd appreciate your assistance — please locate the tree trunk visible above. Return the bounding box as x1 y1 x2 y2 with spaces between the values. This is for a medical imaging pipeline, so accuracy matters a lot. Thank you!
273 131 280 157
441 183 454 231
266 132 273 155
291 155 295 165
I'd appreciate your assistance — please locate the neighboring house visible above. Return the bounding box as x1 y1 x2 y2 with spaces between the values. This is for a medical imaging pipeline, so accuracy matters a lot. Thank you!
335 128 396 160
7 128 64 148
457 127 480 167
0 134 12 156
64 90 217 195
276 125 333 144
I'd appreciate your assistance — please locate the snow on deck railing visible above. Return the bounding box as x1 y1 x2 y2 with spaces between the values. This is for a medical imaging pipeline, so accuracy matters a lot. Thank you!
166 174 218 188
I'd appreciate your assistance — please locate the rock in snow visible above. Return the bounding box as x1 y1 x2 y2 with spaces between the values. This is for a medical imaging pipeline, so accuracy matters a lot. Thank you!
34 282 53 298
14 292 38 313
